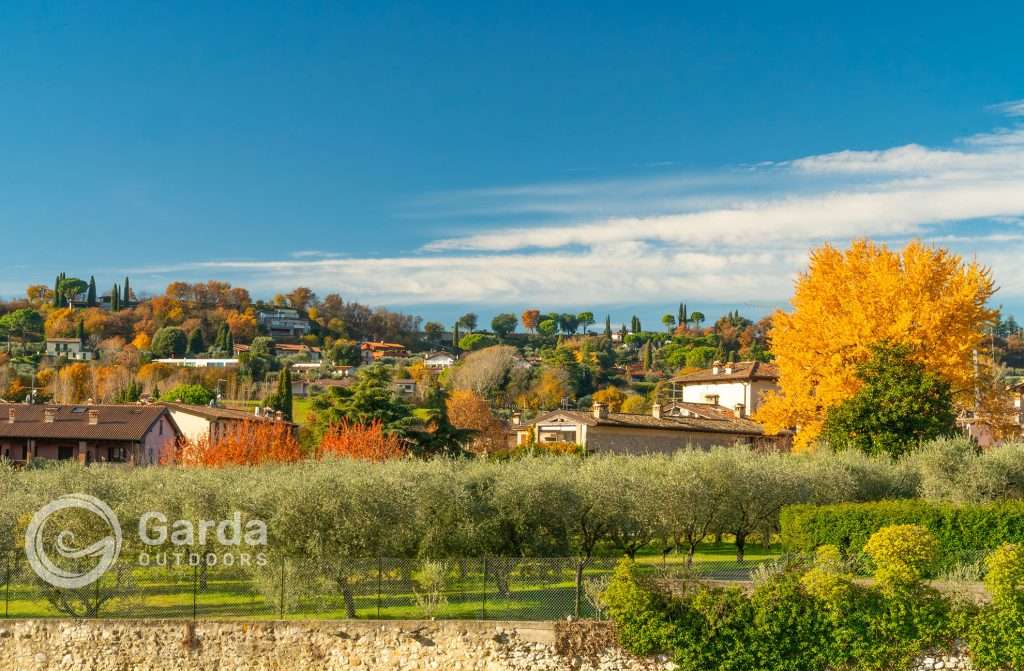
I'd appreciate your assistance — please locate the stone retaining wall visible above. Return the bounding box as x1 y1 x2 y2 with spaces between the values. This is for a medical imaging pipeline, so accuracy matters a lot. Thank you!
0 619 669 671
0 619 974 670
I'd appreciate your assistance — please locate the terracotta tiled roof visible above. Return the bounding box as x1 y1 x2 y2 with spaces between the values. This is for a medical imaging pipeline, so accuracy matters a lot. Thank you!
0 405 175 442
361 341 407 351
158 402 296 426
524 409 764 436
670 361 779 384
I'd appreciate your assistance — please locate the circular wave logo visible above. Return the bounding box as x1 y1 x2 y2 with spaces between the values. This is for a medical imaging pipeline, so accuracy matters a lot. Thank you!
25 494 122 589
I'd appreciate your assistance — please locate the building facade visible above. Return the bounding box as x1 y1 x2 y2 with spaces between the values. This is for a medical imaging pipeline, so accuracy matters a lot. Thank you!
513 401 783 455
0 404 180 466
667 360 779 416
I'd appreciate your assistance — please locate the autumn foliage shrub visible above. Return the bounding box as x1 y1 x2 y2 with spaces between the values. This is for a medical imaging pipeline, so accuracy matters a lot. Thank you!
318 419 407 462
175 420 302 466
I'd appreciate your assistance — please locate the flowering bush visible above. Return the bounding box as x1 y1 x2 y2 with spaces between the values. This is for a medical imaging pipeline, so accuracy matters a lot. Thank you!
863 524 939 592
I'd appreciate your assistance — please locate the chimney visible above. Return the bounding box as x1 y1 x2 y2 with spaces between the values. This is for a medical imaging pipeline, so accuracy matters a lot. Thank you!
592 403 609 420
651 403 662 419
7 407 14 424
88 409 100 426
274 410 284 422
511 412 522 427
724 361 734 375
712 360 721 375
44 407 56 423
254 407 262 418
733 403 746 419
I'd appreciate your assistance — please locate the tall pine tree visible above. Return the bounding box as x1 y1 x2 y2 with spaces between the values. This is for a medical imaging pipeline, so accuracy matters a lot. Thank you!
604 315 612 338
111 284 120 312
275 367 293 421
122 277 131 305
86 276 97 307
76 319 86 345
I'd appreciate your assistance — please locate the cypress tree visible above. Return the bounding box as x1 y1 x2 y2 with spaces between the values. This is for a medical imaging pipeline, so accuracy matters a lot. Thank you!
453 322 460 347
187 329 206 356
225 328 234 354
276 367 293 420
122 277 131 305
111 284 120 312
604 315 612 338
679 303 687 329
76 320 86 345
86 276 97 307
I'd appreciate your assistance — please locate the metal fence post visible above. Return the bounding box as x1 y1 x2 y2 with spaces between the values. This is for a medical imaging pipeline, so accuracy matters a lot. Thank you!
376 557 382 619
192 562 198 621
93 572 101 618
480 557 488 620
278 556 286 620
4 552 11 619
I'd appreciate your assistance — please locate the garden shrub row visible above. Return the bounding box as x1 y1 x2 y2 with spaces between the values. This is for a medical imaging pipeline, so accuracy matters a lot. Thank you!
604 526 1024 671
781 499 1024 561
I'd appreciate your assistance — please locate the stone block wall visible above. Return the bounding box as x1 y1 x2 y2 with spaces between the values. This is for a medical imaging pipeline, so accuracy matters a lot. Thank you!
0 619 975 670
0 619 669 671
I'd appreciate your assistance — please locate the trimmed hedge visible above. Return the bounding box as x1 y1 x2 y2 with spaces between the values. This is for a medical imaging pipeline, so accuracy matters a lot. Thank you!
781 500 1024 560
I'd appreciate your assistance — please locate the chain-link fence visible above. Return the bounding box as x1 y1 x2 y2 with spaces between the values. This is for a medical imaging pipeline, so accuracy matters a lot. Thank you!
0 552 770 621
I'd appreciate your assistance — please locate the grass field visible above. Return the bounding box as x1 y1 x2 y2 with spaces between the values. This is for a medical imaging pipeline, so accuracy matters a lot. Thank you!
0 543 780 621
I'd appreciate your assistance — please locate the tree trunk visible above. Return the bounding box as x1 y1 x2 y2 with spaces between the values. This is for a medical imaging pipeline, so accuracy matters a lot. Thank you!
337 577 357 618
574 559 588 618
735 532 747 563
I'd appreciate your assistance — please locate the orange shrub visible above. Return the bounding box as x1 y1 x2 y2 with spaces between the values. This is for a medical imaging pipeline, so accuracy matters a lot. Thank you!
319 419 407 462
176 420 302 467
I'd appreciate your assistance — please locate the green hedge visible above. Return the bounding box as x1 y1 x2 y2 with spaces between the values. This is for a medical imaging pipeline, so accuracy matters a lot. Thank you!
781 500 1024 559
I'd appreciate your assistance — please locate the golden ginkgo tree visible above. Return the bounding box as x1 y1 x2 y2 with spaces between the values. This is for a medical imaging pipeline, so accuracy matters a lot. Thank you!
757 240 997 451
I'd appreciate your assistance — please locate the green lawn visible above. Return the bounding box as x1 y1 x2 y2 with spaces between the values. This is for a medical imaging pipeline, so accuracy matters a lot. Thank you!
292 397 314 427
0 544 781 621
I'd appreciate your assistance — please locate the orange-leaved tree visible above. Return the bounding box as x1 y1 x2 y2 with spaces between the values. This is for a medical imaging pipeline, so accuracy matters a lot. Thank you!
445 389 508 454
757 240 997 452
318 419 407 462
176 420 302 466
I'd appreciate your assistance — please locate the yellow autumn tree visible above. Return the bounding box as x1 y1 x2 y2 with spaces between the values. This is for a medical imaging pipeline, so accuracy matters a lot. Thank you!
757 240 997 451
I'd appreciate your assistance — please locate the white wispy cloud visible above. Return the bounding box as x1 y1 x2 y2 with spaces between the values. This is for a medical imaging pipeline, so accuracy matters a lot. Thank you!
128 107 1024 308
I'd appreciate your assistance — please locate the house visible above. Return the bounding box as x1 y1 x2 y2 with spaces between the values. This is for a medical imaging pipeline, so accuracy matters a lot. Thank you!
45 338 94 361
271 342 321 362
667 360 779 416
391 378 417 398
0 404 180 466
361 341 409 363
153 358 239 369
423 351 457 370
69 293 138 311
159 401 297 446
512 402 783 454
257 308 312 340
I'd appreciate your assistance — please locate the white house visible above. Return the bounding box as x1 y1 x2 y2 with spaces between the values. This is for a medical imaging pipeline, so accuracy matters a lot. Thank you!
423 351 457 370
45 338 94 361
153 358 239 368
667 360 779 417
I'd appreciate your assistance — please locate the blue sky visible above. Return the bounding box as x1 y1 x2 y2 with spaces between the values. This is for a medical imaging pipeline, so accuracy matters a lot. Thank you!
2 1 1024 328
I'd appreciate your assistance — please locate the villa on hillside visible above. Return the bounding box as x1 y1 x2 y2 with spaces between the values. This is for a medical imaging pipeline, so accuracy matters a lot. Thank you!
666 360 779 417
361 341 409 363
0 404 180 465
513 401 788 454
423 351 457 370
45 337 94 361
256 308 312 340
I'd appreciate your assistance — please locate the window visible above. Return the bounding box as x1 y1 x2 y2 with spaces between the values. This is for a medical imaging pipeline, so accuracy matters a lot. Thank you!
58 446 74 460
